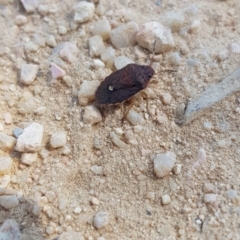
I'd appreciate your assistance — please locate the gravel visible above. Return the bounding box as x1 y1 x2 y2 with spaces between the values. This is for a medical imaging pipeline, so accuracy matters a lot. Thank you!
50 131 67 148
93 211 109 229
0 133 16 152
0 195 19 210
0 157 12 174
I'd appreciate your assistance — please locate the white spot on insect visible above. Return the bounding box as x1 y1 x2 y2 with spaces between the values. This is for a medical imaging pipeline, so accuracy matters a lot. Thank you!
109 85 114 91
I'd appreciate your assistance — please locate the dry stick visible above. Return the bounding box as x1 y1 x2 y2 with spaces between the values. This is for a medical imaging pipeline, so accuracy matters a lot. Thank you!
176 67 240 125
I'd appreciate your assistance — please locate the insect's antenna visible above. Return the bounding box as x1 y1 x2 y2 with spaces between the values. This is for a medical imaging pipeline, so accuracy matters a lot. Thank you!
150 39 156 67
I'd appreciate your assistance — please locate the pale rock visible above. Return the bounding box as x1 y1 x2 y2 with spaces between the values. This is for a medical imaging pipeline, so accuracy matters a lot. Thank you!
59 26 68 35
189 20 201 34
20 64 39 85
21 0 39 13
18 92 36 114
162 92 172 105
126 110 145 125
110 132 127 148
163 12 185 32
0 219 21 240
0 175 10 188
161 194 171 205
59 42 79 63
74 1 95 24
172 164 182 175
90 197 100 205
167 52 182 66
92 19 111 40
13 128 23 138
45 190 56 202
217 49 229 61
114 56 134 70
34 106 47 116
83 105 102 125
204 194 217 204
217 138 231 148
156 113 168 125
0 195 19 209
21 152 37 165
227 189 237 199
154 152 176 178
50 131 67 148
46 227 53 235
203 183 215 193
32 33 46 47
133 125 143 133
46 35 57 48
3 113 12 124
15 122 44 152
89 35 105 57
146 192 155 200
91 165 103 175
39 149 49 159
78 80 100 106
110 21 139 48
136 22 174 53
96 4 105 16
14 15 27 26
92 59 105 69
0 133 16 151
93 211 109 229
50 62 66 79
101 47 115 68
25 41 39 52
0 157 12 175
38 4 49 15
228 43 240 53
73 207 82 214
63 75 72 87
58 231 84 240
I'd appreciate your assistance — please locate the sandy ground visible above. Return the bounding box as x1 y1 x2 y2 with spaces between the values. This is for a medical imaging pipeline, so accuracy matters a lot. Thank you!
0 0 240 239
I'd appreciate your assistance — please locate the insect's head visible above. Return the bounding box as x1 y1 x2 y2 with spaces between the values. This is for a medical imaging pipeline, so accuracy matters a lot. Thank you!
142 65 155 79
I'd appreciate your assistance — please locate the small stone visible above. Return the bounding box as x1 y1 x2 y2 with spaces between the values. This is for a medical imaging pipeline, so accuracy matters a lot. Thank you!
163 12 185 32
18 92 36 114
162 92 172 105
100 47 115 68
136 22 174 53
0 157 12 175
3 113 12 125
25 41 39 52
91 165 103 175
50 131 67 148
21 0 38 13
50 62 66 79
161 194 171 205
45 191 56 202
126 110 145 125
20 64 39 85
203 121 212 130
63 75 72 87
217 49 229 61
59 26 68 35
89 35 105 57
172 164 182 175
0 195 19 209
156 113 168 125
46 226 53 235
203 183 215 193
83 105 102 125
110 21 139 48
189 20 201 34
13 128 23 138
21 152 37 166
227 189 237 199
203 194 217 204
78 80 100 106
114 56 134 70
167 52 182 66
146 192 155 200
39 149 49 159
32 33 46 47
133 125 143 133
228 43 240 53
0 133 16 151
15 15 27 26
90 197 100 205
15 122 44 152
34 106 47 116
92 19 111 41
74 1 95 24
93 211 109 229
38 4 49 15
0 219 21 240
58 231 84 240
92 59 105 69
154 151 176 178
96 4 105 16
59 42 79 63
217 138 231 148
110 132 127 148
73 207 82 214
46 35 57 48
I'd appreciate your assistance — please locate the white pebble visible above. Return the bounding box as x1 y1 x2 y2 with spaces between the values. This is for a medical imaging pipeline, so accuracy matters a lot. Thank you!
46 226 53 235
34 106 47 116
133 125 143 133
14 15 28 26
204 194 217 204
38 4 49 15
74 1 95 24
100 47 115 68
18 92 36 114
90 197 100 205
25 41 39 52
0 157 12 175
110 132 127 149
161 194 171 205
136 22 174 53
73 207 82 214
83 105 102 125
0 219 21 239
217 138 231 148
21 0 38 13
163 12 185 32
92 59 105 69
59 42 79 63
15 122 44 152
146 192 155 200
0 195 19 209
189 20 201 34
167 52 182 66
3 112 12 124
93 211 109 229
203 183 215 193
20 63 39 85
59 25 68 35
96 4 105 16
227 189 237 199
228 43 240 53
50 62 66 79
0 133 16 151
92 19 111 41
154 152 176 178
126 110 145 125
78 80 100 106
172 164 182 175
89 35 105 57
114 56 134 70
21 152 37 166
32 33 46 47
91 165 103 175
162 92 172 105
50 131 67 148
110 21 139 48
46 35 57 48
217 49 229 61
203 121 212 130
